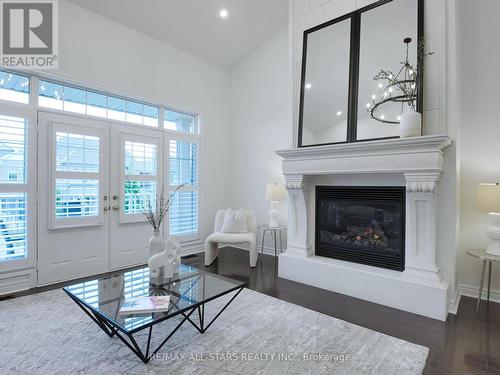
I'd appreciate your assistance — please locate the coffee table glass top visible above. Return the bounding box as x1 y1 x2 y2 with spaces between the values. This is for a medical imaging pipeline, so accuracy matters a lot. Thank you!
63 264 245 333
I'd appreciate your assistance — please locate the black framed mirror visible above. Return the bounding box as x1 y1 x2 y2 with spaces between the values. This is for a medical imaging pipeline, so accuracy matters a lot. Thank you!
298 0 424 147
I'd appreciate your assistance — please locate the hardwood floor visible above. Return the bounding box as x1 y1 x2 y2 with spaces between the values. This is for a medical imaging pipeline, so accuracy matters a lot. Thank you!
192 247 500 375
2 247 499 374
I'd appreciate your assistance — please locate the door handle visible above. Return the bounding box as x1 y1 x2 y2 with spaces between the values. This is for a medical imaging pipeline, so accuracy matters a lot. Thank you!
112 205 119 210
113 195 119 201
103 206 110 212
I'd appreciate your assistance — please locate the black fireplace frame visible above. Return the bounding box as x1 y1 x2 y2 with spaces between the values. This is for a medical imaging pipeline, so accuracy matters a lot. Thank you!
315 186 405 271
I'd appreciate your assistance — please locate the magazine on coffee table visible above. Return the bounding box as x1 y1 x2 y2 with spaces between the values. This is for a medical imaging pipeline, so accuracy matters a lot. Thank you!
119 295 170 315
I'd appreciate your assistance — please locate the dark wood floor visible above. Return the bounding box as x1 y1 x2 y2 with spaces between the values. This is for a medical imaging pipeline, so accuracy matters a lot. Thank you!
194 248 500 375
2 247 500 374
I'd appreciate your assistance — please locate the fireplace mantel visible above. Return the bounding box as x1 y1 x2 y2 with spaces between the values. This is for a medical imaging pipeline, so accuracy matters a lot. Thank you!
276 135 452 177
275 135 453 321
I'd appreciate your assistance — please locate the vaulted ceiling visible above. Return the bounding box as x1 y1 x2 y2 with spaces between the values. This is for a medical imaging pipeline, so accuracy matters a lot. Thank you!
67 0 289 68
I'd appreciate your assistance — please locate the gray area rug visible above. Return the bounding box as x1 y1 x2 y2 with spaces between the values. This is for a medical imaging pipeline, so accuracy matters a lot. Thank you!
0 288 428 374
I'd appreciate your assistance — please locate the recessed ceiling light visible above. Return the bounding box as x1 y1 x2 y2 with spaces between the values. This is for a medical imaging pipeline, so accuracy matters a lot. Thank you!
220 9 229 18
305 83 312 89
336 111 342 116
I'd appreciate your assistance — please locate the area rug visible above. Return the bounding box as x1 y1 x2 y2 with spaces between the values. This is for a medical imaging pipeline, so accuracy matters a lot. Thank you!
0 288 428 374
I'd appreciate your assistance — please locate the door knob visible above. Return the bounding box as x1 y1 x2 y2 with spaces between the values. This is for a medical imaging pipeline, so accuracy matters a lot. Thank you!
103 206 110 212
112 205 119 210
113 195 119 201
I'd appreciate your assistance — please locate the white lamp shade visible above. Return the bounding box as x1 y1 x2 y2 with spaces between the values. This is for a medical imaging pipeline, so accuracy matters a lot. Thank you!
477 183 500 212
265 183 287 202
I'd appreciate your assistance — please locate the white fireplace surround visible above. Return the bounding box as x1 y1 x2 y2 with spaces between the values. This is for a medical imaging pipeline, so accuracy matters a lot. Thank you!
276 135 453 321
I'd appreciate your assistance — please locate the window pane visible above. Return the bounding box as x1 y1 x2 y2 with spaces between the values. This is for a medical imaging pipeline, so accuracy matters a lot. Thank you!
107 96 126 121
55 179 99 218
0 71 29 104
86 92 107 118
124 141 156 176
63 86 86 114
37 79 160 127
143 105 159 127
39 80 63 110
56 132 99 173
0 115 27 183
124 180 156 215
169 140 198 186
126 101 143 125
0 193 27 262
165 110 197 134
169 191 199 236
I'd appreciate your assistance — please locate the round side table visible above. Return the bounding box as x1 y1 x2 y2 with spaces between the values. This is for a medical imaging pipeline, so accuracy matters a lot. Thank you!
467 249 500 312
260 225 287 257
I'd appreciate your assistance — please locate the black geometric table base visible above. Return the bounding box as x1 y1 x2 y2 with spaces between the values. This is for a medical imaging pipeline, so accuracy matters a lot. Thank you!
64 285 244 363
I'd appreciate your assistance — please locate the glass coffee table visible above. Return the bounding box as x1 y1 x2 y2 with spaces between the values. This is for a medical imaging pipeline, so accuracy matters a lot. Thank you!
63 264 246 363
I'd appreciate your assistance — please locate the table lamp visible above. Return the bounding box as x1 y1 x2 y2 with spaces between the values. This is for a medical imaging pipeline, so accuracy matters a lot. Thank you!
265 183 287 228
477 183 500 255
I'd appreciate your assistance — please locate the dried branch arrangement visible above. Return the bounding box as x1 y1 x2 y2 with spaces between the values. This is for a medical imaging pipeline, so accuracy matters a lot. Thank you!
142 184 185 230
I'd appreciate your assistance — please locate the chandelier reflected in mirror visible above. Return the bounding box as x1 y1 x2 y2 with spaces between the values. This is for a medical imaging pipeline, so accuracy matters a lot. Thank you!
368 38 423 124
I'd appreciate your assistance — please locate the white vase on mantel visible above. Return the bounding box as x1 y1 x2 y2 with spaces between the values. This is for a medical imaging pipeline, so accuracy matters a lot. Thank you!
149 229 165 258
399 111 422 138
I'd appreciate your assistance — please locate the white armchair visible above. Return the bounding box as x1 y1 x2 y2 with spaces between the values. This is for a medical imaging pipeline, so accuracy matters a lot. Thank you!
204 209 258 268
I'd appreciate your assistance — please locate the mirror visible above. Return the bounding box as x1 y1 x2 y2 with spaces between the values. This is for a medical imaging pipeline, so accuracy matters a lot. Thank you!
299 18 351 147
357 0 419 140
298 0 422 147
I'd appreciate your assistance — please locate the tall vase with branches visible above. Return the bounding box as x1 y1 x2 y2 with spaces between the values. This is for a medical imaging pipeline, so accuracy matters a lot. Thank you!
142 184 184 258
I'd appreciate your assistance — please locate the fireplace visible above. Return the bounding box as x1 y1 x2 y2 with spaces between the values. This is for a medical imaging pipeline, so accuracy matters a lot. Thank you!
315 186 405 271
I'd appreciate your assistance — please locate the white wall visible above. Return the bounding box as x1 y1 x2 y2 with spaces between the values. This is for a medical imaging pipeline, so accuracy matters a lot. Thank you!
48 1 232 247
457 0 500 292
229 25 292 251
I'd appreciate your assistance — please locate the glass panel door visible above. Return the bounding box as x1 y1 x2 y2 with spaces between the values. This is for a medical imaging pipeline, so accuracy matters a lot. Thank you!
109 125 162 270
37 112 109 284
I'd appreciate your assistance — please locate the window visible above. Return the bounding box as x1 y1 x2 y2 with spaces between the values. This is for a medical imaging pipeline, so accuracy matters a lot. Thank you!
55 179 99 218
51 125 103 227
0 114 27 183
39 80 159 127
0 71 29 104
121 138 159 221
165 109 198 134
0 114 29 262
0 193 27 262
166 111 200 240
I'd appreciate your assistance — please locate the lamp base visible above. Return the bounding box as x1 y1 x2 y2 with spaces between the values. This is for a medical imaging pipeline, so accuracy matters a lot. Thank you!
486 212 500 255
268 201 279 228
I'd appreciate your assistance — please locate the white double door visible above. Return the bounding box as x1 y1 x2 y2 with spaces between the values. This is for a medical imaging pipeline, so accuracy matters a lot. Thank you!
38 112 163 285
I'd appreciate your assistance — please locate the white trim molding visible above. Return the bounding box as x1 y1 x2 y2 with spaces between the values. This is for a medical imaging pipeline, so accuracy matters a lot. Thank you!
276 135 453 321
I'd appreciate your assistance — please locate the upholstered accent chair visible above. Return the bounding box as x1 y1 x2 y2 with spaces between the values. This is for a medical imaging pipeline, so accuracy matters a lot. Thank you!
204 209 258 267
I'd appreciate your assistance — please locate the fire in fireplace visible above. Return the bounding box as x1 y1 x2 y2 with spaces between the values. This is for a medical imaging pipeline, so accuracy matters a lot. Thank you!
315 186 405 271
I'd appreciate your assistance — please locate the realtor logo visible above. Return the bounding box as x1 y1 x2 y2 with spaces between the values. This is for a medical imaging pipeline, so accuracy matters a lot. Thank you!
0 0 58 68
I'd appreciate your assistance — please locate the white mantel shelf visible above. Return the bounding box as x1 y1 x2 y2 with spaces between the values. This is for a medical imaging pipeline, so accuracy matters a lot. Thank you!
276 135 452 177
275 134 453 321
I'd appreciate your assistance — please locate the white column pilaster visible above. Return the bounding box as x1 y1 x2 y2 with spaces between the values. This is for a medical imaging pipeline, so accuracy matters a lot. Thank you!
284 174 312 258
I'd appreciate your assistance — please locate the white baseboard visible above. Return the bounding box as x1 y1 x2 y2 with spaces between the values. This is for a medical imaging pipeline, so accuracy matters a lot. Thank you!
180 242 204 257
448 287 461 315
458 283 500 303
0 267 37 297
